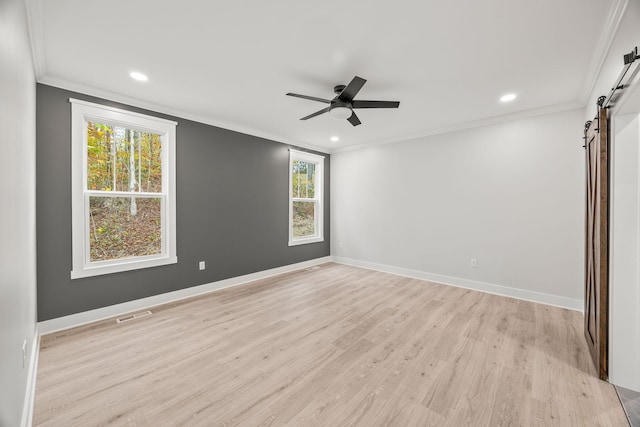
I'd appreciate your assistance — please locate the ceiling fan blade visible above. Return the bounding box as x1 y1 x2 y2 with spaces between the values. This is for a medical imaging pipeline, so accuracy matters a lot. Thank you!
347 112 361 126
352 100 400 109
300 107 331 120
338 76 367 102
286 93 331 104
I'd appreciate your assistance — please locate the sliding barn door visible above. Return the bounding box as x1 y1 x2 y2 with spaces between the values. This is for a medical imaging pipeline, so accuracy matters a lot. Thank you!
584 104 609 381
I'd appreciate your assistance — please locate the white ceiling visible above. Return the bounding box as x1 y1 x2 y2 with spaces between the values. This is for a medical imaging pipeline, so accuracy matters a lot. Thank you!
28 0 623 152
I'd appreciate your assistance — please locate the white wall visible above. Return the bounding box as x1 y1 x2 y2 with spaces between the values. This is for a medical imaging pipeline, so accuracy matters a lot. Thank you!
610 110 640 391
0 0 38 425
332 108 585 308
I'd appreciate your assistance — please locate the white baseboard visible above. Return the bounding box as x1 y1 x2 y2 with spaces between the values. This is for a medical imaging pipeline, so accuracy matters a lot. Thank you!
332 256 583 311
20 328 40 427
38 256 332 335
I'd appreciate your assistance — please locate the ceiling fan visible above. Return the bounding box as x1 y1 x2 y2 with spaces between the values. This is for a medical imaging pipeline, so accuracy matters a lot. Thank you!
286 76 400 126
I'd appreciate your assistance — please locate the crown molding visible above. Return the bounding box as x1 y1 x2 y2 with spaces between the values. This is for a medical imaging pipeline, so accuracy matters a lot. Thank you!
37 76 331 155
331 100 583 154
24 0 46 79
578 0 629 106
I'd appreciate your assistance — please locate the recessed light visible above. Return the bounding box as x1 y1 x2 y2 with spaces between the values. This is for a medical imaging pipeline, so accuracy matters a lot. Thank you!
500 93 516 103
129 71 148 82
330 136 339 142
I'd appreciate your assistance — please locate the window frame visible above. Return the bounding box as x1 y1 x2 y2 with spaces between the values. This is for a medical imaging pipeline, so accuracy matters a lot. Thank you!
288 149 324 246
70 99 178 279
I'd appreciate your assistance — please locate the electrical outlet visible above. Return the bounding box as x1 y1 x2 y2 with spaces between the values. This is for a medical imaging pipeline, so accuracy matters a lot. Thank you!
199 261 206 270
470 258 478 268
22 339 27 369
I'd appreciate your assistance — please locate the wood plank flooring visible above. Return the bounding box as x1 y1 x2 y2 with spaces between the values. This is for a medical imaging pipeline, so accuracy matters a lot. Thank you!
33 263 628 426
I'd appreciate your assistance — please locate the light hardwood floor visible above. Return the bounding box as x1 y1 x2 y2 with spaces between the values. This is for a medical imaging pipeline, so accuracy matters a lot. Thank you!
33 263 628 426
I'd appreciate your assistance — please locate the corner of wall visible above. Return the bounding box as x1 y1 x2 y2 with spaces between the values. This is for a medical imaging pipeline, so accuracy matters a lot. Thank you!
20 330 40 427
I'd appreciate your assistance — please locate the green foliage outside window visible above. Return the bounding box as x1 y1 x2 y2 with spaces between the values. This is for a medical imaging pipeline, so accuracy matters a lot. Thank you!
86 122 163 262
291 160 317 237
87 122 162 192
291 160 315 199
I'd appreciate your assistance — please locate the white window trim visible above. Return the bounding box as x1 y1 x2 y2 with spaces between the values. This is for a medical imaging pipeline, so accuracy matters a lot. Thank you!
288 149 324 246
70 99 178 279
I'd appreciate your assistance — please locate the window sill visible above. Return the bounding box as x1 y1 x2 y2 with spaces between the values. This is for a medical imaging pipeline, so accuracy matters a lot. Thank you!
71 255 178 279
288 236 324 246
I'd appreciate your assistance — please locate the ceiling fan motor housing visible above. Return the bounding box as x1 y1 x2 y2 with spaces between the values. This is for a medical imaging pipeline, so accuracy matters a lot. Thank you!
331 99 351 109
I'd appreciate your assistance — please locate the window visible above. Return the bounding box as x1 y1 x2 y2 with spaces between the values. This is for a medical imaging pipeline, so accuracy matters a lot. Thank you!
289 149 324 246
70 99 177 279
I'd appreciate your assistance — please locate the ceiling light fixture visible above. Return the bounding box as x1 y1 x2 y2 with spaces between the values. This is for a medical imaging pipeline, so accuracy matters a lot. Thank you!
129 71 148 82
330 136 339 142
329 106 352 120
500 93 516 103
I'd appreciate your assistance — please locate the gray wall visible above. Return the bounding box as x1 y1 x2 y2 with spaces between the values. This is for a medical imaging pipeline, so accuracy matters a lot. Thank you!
37 84 330 321
0 0 38 424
